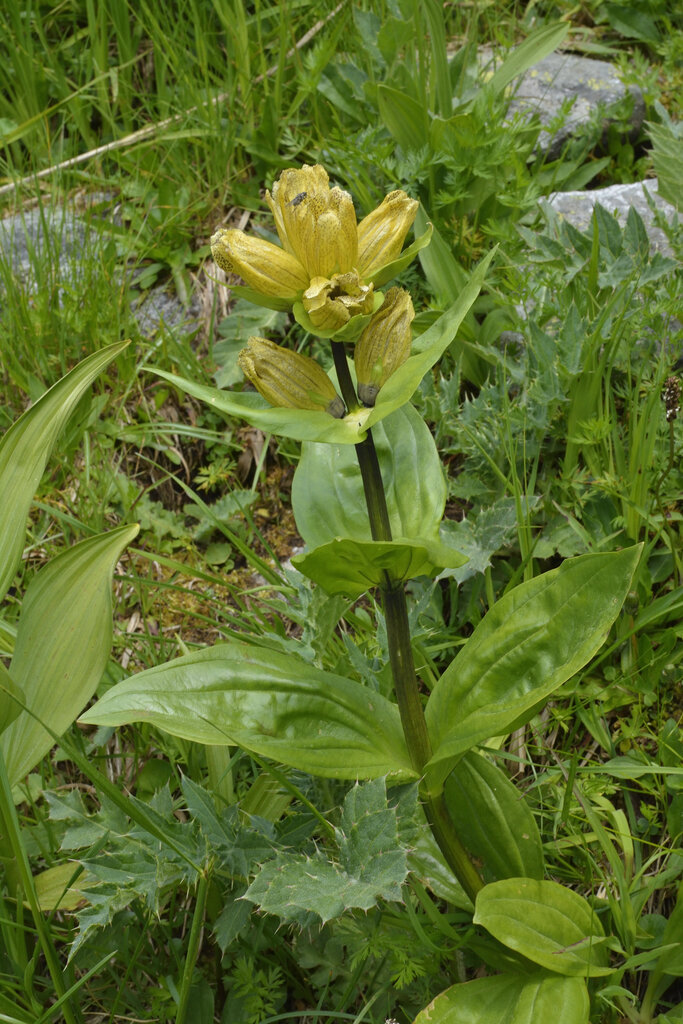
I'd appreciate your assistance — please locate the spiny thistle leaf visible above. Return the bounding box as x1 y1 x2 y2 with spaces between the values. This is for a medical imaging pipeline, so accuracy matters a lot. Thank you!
244 778 417 925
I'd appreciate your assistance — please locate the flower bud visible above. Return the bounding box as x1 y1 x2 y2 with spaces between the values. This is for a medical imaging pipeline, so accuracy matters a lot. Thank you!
211 228 308 299
354 288 414 406
356 191 419 278
238 337 345 418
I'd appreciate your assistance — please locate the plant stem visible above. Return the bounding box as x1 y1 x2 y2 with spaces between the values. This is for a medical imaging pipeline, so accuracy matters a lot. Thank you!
424 793 485 902
176 869 209 1024
331 341 360 414
331 341 483 903
382 580 432 771
331 341 392 541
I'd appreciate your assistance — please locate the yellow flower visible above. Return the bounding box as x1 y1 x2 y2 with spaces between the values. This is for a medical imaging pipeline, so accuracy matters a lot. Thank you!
211 164 419 333
238 337 345 418
303 272 375 332
354 288 415 406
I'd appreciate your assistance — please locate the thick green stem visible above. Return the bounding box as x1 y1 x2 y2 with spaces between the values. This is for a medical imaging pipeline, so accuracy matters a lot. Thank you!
382 581 432 772
425 794 485 902
331 341 360 414
331 342 392 541
331 341 483 903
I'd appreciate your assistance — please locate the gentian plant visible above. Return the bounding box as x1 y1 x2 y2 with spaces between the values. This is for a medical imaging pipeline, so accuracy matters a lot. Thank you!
82 166 646 1023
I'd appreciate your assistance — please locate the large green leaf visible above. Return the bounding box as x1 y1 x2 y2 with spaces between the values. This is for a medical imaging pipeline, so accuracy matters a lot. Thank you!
416 206 471 306
292 403 447 547
80 644 414 780
146 374 370 444
474 878 610 977
377 84 429 152
150 250 492 445
424 547 640 793
0 339 130 605
409 828 472 911
444 751 544 882
0 662 23 734
2 523 139 786
414 972 589 1024
293 535 465 597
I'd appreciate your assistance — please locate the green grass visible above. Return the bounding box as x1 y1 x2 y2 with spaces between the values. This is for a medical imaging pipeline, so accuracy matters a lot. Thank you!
0 0 681 1020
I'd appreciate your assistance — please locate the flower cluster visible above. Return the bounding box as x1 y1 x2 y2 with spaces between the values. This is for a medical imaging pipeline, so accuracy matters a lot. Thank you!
662 375 681 423
212 164 421 416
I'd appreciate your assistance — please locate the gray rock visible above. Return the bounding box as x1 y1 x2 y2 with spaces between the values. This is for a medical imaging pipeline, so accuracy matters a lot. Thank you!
545 178 678 256
133 285 201 337
0 207 87 281
507 52 645 159
0 202 199 338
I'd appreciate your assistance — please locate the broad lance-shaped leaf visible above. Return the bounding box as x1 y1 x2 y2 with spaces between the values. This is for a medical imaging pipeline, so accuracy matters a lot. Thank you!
474 878 610 978
81 644 415 781
0 661 24 735
424 547 641 794
0 339 130 605
2 523 139 786
148 249 492 446
377 84 429 154
293 536 465 598
414 972 590 1024
444 751 544 882
293 403 447 547
292 399 465 594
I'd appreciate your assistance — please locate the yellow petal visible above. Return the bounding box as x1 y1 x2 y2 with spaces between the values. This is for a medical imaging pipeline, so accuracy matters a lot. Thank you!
267 165 358 278
303 273 374 332
238 337 345 416
356 190 419 278
266 164 331 253
211 228 308 299
302 277 351 331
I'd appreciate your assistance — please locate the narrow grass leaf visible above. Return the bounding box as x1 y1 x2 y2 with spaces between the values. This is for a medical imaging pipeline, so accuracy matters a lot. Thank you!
485 22 570 98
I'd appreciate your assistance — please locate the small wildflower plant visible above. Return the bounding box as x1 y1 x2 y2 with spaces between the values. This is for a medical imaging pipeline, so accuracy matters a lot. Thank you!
82 166 644 1022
